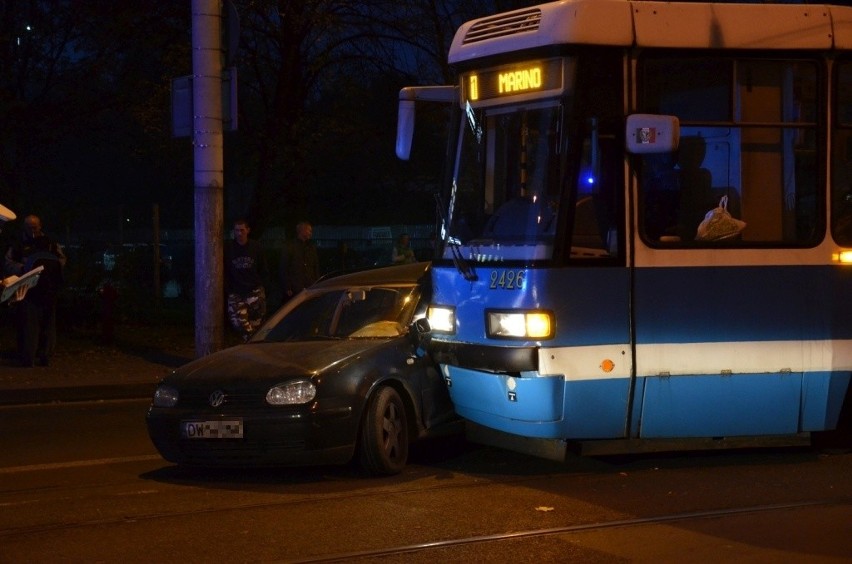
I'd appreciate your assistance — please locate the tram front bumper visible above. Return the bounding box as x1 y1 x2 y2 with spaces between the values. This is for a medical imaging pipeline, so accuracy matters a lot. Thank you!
440 364 566 437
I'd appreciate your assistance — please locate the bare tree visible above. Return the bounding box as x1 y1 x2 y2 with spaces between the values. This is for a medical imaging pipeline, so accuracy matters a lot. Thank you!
0 1 189 229
231 0 515 232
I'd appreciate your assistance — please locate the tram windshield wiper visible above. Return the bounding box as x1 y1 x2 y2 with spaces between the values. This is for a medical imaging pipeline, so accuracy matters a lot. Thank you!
448 237 477 281
435 193 477 281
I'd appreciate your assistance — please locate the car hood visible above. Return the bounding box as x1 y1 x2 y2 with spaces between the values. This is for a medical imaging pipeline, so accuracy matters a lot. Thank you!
163 339 396 385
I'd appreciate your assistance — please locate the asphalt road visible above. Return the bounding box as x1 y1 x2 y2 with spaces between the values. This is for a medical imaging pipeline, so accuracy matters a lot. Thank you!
1 398 850 562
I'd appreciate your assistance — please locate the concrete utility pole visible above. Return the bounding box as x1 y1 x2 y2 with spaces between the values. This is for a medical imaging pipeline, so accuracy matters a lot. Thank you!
191 0 224 356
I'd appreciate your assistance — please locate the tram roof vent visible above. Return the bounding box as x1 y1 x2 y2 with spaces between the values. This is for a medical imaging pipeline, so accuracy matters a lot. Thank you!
463 8 542 45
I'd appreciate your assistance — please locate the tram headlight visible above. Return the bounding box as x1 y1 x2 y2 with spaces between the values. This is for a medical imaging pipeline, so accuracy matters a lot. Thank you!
427 305 456 333
487 310 553 339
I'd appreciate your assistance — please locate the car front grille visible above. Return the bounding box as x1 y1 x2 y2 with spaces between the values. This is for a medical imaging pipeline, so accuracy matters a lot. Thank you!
179 388 265 409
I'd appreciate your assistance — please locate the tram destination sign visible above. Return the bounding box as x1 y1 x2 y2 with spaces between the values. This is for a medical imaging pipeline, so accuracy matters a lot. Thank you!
461 58 565 106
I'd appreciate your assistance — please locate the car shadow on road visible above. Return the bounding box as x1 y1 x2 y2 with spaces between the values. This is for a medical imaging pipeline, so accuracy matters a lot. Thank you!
137 432 622 495
138 433 534 492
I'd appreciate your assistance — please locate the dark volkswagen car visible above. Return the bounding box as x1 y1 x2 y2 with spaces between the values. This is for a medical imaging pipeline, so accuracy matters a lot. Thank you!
146 262 457 475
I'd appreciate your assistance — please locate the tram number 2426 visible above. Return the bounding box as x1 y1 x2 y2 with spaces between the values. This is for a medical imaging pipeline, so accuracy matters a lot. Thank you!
489 270 525 290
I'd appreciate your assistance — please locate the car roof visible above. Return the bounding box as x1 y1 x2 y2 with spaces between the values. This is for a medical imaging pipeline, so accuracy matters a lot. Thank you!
311 261 431 289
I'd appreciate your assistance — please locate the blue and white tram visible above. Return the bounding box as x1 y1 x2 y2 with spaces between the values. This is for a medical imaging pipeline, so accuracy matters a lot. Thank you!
396 0 852 455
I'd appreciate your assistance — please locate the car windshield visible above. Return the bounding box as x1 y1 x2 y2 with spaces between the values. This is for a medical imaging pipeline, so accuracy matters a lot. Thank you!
255 285 421 342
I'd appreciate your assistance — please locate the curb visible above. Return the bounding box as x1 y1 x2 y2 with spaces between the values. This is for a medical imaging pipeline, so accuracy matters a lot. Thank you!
0 383 157 406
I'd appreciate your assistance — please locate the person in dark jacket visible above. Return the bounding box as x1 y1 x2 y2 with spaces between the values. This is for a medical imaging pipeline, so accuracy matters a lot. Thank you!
4 215 66 367
279 221 319 304
224 218 269 342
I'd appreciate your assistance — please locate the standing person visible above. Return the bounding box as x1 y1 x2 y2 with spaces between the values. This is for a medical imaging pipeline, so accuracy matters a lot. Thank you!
224 218 268 342
4 214 66 367
328 240 359 274
391 233 416 264
279 220 319 304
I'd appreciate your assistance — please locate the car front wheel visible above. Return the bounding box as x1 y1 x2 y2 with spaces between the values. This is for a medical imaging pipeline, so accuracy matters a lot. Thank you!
359 386 409 475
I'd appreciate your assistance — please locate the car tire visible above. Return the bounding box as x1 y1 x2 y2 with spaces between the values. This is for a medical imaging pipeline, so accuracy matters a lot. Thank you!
359 386 409 475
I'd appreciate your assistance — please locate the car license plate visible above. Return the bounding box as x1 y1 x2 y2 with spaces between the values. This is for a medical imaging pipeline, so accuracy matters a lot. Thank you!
181 419 243 439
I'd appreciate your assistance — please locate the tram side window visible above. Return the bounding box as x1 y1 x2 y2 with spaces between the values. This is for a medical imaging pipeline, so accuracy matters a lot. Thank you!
832 60 852 246
638 57 820 246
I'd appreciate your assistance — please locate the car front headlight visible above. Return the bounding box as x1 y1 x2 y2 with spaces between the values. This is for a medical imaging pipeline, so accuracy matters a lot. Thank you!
487 310 553 339
152 385 179 408
266 380 317 405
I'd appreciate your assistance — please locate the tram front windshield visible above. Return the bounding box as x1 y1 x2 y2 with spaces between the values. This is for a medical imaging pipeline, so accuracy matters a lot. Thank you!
444 101 565 262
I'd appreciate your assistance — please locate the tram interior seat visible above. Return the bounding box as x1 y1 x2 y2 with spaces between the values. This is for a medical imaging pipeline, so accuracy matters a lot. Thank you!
482 196 555 241
643 137 744 243
573 195 611 251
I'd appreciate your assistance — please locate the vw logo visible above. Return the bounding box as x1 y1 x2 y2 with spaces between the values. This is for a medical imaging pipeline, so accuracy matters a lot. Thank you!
209 390 226 407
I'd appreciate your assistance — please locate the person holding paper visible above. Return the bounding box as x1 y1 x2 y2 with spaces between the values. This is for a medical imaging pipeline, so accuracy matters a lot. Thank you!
0 271 38 304
4 214 66 367
0 203 26 304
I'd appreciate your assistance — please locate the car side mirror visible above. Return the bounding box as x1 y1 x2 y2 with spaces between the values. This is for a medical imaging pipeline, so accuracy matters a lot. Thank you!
410 317 431 357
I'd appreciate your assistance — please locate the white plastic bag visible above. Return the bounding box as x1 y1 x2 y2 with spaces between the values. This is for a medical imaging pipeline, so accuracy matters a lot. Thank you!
695 195 746 241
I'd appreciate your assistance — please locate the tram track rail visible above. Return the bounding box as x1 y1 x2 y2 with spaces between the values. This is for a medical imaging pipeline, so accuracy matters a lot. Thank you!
290 499 851 563
2 464 848 556
1 455 849 562
3 396 849 561
1 448 849 537
2 424 849 562
0 460 586 538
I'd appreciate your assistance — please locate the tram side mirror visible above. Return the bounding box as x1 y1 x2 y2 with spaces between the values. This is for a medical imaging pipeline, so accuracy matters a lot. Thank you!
397 86 458 161
396 99 415 160
625 114 680 154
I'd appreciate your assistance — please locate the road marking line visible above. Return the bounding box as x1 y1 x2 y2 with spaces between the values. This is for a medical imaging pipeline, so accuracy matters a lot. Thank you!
0 454 163 474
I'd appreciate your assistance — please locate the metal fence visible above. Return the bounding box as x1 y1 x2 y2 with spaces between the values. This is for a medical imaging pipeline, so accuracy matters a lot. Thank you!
56 224 435 326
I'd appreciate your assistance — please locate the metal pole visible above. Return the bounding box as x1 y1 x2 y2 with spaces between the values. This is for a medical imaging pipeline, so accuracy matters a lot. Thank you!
153 203 161 310
191 0 224 356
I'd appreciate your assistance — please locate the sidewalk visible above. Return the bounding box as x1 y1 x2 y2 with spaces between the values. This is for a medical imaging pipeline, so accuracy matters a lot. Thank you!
0 323 198 405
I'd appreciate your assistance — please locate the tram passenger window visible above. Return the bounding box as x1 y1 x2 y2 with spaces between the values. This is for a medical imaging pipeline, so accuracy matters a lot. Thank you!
639 56 820 247
832 60 852 245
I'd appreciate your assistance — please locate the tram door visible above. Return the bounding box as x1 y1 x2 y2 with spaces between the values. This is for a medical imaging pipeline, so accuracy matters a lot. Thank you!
630 58 814 438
